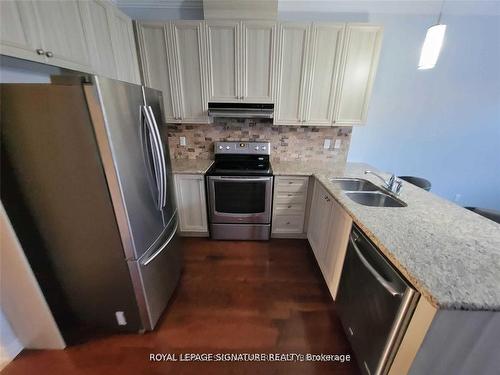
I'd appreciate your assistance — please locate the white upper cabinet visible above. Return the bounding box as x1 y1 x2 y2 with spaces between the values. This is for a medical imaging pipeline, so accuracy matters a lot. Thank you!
274 22 310 125
0 1 44 63
206 20 240 102
108 6 141 84
241 20 275 103
137 21 209 123
0 0 141 84
333 24 383 125
136 23 177 122
1 0 93 72
171 21 208 123
205 20 276 103
32 0 91 71
1 8 382 124
80 0 116 79
303 23 345 126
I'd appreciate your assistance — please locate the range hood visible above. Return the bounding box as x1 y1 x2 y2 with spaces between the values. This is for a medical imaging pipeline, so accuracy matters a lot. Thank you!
208 102 274 119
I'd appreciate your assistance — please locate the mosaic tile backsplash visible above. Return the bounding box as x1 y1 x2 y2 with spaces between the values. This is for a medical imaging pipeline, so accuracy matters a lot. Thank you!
162 119 352 163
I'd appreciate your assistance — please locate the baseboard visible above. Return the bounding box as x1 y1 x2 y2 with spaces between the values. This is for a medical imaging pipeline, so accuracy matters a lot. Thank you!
271 233 307 239
178 231 209 237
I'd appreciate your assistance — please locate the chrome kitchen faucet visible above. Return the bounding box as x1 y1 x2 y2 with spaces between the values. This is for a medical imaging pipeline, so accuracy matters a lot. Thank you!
364 170 403 195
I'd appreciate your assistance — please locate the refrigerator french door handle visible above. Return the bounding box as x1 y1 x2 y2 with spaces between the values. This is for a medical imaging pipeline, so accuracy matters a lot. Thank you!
142 105 163 210
141 216 178 266
147 105 167 208
349 234 404 297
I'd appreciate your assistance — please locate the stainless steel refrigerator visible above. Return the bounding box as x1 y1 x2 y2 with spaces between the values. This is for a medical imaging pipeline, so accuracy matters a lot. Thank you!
1 76 181 340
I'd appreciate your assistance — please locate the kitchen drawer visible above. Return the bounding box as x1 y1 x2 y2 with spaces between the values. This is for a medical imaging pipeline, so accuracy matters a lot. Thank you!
274 192 307 205
272 214 305 233
275 177 308 193
274 203 305 214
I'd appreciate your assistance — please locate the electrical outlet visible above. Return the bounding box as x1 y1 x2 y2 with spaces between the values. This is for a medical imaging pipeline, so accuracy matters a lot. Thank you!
334 139 342 149
323 139 332 149
179 136 186 146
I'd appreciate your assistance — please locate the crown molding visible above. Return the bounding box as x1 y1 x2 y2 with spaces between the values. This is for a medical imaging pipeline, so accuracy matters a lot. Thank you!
115 0 203 9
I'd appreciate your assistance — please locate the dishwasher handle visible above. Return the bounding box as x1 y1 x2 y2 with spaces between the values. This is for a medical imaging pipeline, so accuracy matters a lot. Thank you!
349 234 404 297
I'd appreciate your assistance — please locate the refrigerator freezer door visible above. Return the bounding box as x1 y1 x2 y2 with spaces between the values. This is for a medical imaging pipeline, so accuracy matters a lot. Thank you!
128 214 182 330
86 77 165 260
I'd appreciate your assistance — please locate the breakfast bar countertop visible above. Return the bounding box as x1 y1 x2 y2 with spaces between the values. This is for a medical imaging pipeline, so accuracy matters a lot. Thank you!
272 160 500 311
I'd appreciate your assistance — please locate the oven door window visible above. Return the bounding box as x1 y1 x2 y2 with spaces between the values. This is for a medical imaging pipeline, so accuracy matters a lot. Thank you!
214 181 266 214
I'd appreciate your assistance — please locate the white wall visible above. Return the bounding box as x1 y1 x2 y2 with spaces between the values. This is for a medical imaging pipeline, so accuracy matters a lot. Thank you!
0 309 22 371
0 55 61 83
0 202 65 356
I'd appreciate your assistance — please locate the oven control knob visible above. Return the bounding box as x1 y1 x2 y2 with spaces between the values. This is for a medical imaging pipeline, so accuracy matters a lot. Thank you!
262 146 267 150
218 145 223 150
254 146 259 150
226 146 230 150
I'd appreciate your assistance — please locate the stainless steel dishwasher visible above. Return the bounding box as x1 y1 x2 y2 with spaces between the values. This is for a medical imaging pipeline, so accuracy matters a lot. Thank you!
336 224 420 375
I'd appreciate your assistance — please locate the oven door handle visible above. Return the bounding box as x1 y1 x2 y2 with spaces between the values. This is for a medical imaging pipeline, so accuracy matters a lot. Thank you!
209 176 272 182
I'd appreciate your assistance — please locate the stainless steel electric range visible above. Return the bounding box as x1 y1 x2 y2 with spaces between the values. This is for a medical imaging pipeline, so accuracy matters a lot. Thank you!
206 141 273 240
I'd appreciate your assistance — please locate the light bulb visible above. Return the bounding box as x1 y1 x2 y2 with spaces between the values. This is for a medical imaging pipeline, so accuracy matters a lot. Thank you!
418 24 447 70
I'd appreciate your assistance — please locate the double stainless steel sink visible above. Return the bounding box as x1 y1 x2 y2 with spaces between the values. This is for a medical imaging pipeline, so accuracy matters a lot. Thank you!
329 178 407 207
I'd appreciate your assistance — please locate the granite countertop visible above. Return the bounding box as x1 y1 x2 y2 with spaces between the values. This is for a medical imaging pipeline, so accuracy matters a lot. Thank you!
171 159 214 174
272 161 500 311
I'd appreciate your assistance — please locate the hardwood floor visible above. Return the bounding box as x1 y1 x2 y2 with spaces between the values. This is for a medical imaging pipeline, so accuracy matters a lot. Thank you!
2 238 359 375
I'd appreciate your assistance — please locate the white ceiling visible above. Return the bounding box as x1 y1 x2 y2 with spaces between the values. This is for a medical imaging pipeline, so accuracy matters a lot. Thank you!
114 0 500 17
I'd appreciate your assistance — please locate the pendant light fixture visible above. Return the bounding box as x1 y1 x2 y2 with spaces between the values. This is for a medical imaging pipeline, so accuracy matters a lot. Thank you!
418 0 447 70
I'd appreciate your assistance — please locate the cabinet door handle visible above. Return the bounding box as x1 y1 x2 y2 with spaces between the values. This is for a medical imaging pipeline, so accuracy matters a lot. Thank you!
286 222 290 225
45 51 53 58
36 48 45 55
287 205 292 208
288 181 293 184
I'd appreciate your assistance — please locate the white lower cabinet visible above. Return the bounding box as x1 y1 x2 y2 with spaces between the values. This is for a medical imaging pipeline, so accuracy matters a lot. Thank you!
173 174 208 235
307 180 333 265
322 199 353 298
307 179 352 299
271 176 309 237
